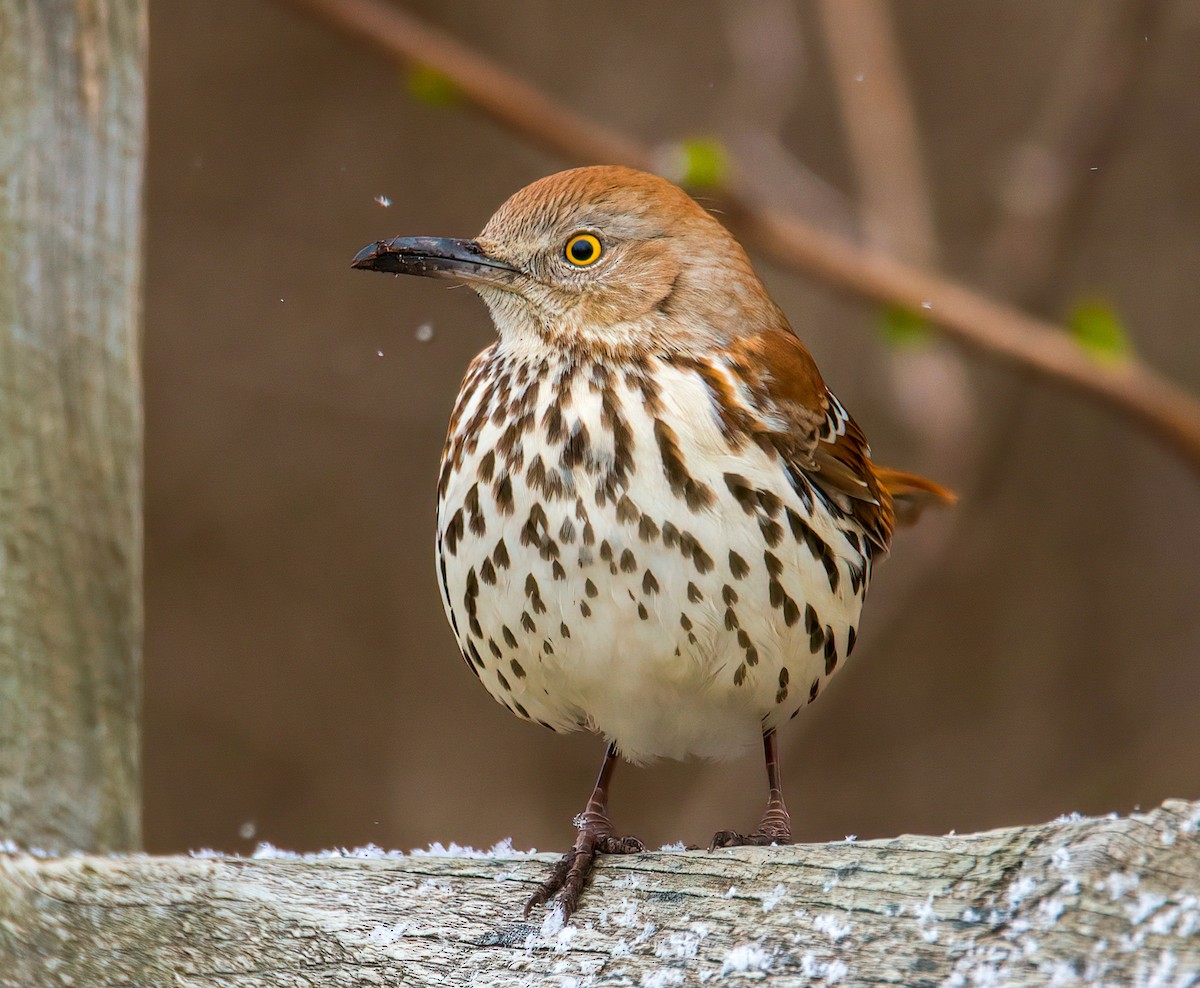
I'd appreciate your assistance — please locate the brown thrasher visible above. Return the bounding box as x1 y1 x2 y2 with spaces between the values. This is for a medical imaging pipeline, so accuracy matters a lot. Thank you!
353 166 954 920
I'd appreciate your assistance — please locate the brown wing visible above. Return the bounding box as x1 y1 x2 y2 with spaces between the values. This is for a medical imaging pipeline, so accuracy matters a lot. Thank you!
723 328 952 552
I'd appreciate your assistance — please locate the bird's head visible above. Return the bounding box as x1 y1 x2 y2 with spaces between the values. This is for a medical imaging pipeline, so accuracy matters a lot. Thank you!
353 166 786 358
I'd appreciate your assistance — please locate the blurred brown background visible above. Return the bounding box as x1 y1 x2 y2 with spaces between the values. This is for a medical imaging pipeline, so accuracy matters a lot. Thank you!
143 0 1200 856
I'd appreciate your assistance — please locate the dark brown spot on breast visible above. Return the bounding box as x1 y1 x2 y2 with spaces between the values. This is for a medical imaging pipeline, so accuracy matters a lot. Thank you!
768 579 784 609
638 516 660 542
620 549 637 573
465 484 486 535
805 604 820 635
543 403 565 444
510 658 526 678
655 419 715 511
444 509 465 555
616 494 639 524
559 518 576 544
477 450 496 483
661 522 680 549
729 551 750 579
438 549 451 608
760 518 784 548
462 651 480 679
520 503 549 548
850 564 865 596
724 473 757 515
562 422 589 468
600 387 635 485
494 474 514 515
642 570 659 595
757 489 782 517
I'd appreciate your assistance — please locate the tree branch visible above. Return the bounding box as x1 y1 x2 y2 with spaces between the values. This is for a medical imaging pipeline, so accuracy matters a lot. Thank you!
981 0 1169 306
3 799 1198 985
276 0 1200 473
817 0 939 265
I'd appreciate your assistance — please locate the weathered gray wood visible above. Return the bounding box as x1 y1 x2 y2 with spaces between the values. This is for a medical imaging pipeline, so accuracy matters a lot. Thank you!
1 800 1196 986
0 1 145 852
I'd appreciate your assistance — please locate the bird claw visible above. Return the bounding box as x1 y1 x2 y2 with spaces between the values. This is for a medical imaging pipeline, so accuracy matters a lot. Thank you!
709 826 792 851
524 826 644 920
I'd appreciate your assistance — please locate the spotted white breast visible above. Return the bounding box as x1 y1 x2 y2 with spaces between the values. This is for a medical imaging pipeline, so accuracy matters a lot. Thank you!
435 343 872 764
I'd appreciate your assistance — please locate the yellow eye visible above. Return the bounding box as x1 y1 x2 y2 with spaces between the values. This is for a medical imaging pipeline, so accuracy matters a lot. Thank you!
564 233 603 267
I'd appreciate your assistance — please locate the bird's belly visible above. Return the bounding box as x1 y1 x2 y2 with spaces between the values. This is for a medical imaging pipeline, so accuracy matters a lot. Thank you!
435 356 871 762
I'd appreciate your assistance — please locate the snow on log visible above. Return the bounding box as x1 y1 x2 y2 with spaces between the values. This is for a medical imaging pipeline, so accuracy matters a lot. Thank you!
1 799 1198 986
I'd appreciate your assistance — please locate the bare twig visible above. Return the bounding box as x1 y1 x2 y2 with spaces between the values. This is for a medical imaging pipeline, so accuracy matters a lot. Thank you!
280 0 650 170
715 0 859 240
817 0 938 265
275 0 1200 472
814 0 974 455
981 0 1169 307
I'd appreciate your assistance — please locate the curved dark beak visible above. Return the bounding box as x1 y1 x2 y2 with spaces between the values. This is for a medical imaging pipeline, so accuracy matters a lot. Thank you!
351 236 517 285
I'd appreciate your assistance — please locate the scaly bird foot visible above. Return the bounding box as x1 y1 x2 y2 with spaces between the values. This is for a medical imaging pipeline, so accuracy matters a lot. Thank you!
524 825 645 920
709 824 792 851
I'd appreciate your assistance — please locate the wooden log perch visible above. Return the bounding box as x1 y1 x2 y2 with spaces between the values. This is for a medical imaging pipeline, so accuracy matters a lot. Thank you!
2 799 1197 986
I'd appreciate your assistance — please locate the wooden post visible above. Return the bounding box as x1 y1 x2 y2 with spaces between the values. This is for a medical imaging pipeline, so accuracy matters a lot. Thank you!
0 0 145 852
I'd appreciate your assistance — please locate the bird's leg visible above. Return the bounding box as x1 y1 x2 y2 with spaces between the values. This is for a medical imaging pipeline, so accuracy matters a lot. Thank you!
524 742 645 919
710 729 793 849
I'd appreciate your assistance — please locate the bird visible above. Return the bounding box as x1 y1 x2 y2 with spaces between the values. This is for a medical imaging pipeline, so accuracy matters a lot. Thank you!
352 165 955 920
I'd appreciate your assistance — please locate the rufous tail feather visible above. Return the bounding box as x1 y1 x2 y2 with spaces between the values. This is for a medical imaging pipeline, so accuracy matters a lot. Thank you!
875 466 957 529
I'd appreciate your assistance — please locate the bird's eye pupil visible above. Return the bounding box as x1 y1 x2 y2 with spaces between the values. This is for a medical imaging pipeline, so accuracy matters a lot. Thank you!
565 234 602 266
